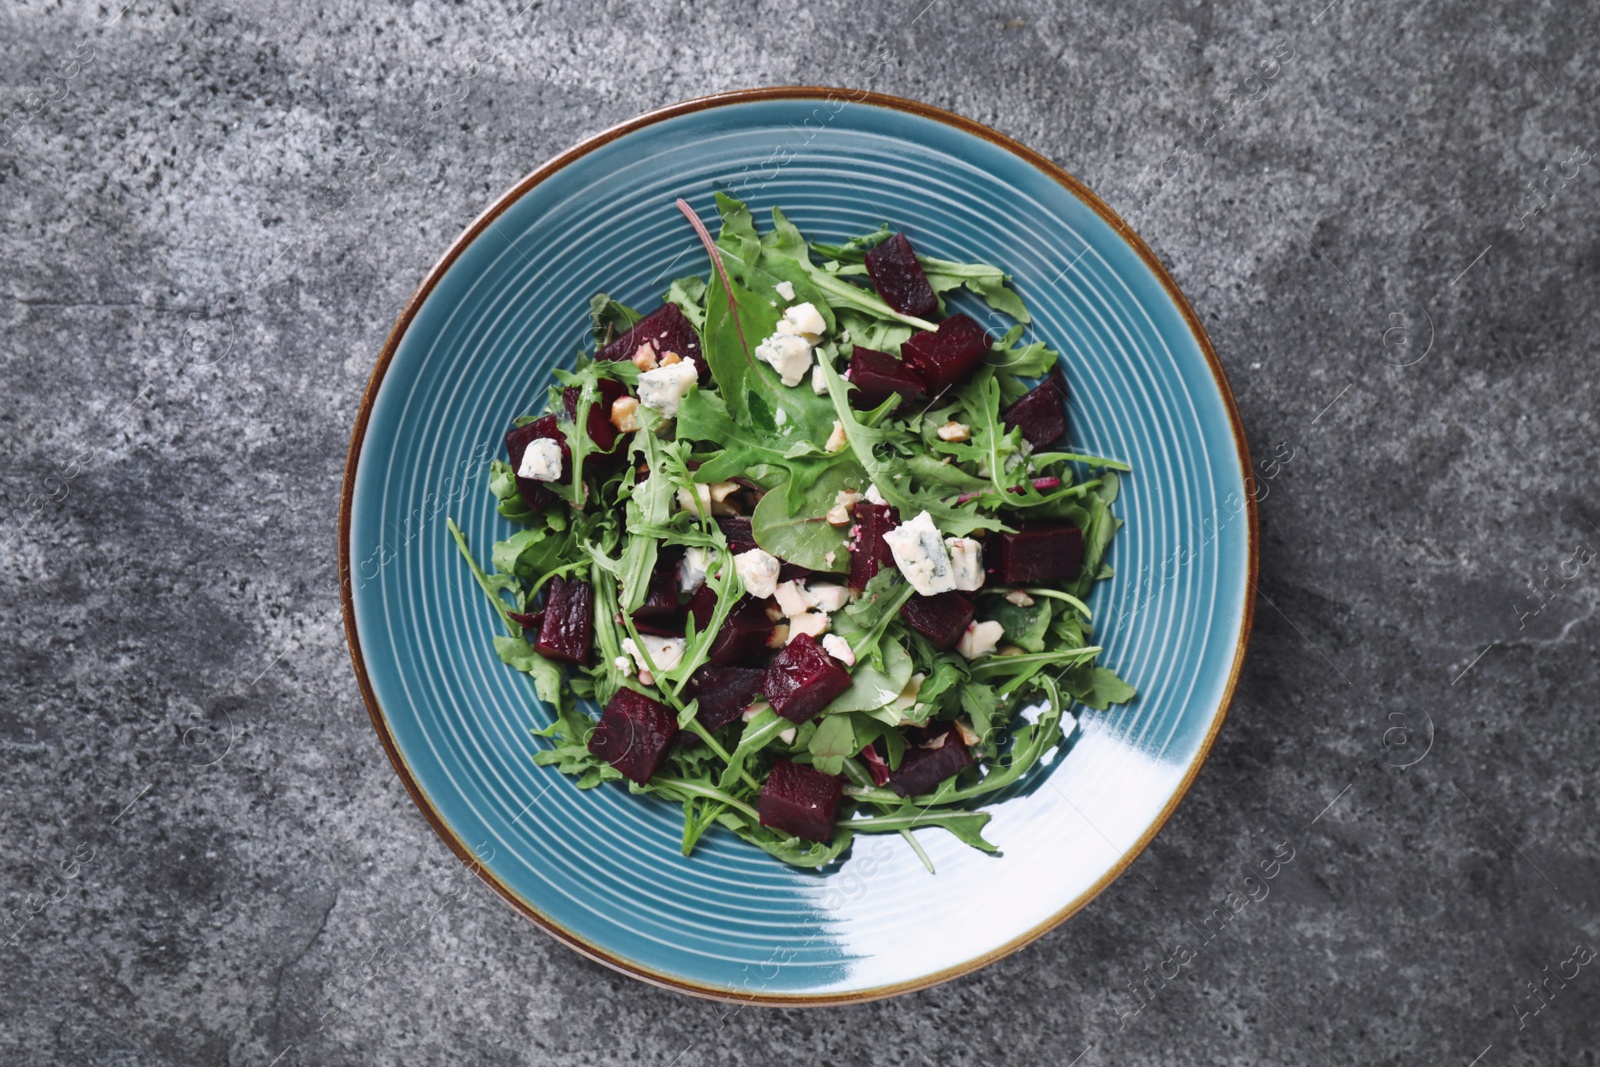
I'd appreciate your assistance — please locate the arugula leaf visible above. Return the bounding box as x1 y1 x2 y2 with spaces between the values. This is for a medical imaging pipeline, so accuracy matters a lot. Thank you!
716 813 855 868
616 431 675 614
824 635 913 713
985 597 1053 653
491 512 571 580
815 356 1004 536
664 275 707 328
810 225 891 260
588 292 641 345
838 310 914 354
808 714 857 775
848 809 998 852
447 517 526 632
1064 666 1138 710
919 258 1030 323
959 682 1003 757
750 465 856 572
987 326 1057 377
718 708 790 792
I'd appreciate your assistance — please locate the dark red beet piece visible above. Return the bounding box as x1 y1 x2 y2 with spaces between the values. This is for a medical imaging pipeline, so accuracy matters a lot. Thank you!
630 616 686 638
863 232 939 319
992 522 1083 583
562 377 628 458
848 346 925 413
534 575 593 666
504 415 570 512
686 586 774 667
1001 366 1068 448
847 501 901 590
587 688 677 784
763 633 852 723
715 516 758 554
508 609 543 632
899 591 976 651
901 314 991 394
758 759 844 842
889 724 974 798
632 551 680 622
685 666 765 731
596 303 708 384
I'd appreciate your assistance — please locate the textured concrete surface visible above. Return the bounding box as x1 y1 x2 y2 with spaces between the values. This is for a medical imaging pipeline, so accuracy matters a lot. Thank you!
3 1 1599 1064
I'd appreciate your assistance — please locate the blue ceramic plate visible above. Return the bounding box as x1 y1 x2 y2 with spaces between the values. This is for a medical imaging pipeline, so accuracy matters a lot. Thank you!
340 89 1256 1004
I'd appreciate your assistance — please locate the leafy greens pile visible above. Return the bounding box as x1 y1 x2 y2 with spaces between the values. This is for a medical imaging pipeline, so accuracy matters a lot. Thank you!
450 194 1134 870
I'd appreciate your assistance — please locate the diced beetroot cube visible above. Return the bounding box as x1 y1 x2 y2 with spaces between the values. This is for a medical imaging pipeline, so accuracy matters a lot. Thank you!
686 586 774 667
504 415 570 512
1001 366 1068 448
847 501 901 590
685 666 765 731
763 633 852 723
596 303 708 384
587 688 677 784
632 551 680 622
562 377 628 459
991 522 1083 583
534 575 593 666
848 346 925 413
901 314 991 394
863 232 939 319
630 616 686 638
899 591 976 651
888 724 974 798
758 758 844 842
859 743 892 786
715 516 757 554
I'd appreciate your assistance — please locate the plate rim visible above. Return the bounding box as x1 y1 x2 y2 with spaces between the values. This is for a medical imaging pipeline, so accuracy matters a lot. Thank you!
338 85 1259 1006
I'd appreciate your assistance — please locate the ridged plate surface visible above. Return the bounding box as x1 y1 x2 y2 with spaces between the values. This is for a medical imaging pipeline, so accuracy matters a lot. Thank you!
340 89 1256 1003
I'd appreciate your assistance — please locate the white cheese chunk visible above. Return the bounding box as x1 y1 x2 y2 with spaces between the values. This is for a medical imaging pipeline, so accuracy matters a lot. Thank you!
637 358 698 417
774 280 795 301
676 483 712 515
516 437 564 482
733 547 781 599
679 547 710 594
754 332 812 387
865 483 887 505
821 634 855 666
936 421 971 442
1005 590 1035 607
811 363 830 395
787 611 830 640
882 510 956 595
773 580 811 617
777 301 826 340
956 620 1004 661
622 634 686 675
945 536 984 591
806 583 853 613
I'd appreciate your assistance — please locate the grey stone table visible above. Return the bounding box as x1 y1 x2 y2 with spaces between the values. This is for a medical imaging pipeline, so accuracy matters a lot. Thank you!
3 1 1597 1064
